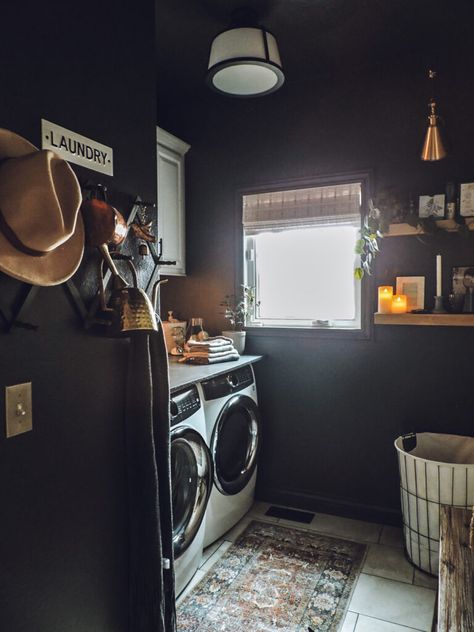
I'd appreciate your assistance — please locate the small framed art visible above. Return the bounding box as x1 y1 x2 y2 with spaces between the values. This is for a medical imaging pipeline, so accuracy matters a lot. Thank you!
451 266 474 312
419 194 445 218
452 266 474 294
459 183 474 217
396 276 425 311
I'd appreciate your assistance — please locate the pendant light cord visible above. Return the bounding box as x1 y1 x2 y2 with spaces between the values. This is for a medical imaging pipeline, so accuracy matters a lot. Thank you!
428 69 437 110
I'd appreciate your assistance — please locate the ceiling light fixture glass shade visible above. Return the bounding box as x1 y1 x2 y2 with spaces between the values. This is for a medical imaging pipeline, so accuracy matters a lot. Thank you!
207 27 284 97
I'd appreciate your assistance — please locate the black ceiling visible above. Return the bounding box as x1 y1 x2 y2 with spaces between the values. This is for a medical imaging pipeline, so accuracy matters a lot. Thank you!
157 0 474 98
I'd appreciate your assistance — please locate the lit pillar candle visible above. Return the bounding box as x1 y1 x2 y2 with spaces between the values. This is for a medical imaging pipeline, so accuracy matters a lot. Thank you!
378 286 393 313
392 294 408 314
436 254 442 296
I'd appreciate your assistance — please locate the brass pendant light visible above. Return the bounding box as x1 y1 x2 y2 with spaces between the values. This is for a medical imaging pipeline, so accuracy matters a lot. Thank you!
421 70 447 161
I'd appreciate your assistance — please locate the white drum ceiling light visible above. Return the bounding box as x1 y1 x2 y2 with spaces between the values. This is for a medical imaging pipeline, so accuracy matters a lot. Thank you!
207 24 284 97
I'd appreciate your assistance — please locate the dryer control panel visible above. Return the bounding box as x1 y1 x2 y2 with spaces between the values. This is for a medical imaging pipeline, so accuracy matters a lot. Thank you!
170 385 201 426
201 365 254 401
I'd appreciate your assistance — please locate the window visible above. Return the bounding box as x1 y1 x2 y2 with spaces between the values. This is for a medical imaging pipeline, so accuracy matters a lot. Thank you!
243 180 363 330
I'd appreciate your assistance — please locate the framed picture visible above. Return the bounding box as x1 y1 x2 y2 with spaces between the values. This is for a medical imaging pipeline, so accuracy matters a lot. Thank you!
452 266 474 294
451 266 474 312
419 194 445 218
396 276 425 311
459 183 474 217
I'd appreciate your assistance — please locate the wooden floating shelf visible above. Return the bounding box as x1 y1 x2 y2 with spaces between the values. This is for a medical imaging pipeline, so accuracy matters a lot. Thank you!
383 218 474 237
384 223 424 237
374 312 474 327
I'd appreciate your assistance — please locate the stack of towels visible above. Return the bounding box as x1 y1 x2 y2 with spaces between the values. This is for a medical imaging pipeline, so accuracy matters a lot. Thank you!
178 336 239 365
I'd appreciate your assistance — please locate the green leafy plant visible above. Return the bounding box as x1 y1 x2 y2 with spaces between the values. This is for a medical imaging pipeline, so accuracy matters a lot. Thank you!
372 186 406 229
417 216 441 235
354 200 383 280
221 285 259 331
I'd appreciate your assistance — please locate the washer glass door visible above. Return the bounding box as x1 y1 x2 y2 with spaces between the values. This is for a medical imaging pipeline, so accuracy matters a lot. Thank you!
171 427 212 558
212 395 260 495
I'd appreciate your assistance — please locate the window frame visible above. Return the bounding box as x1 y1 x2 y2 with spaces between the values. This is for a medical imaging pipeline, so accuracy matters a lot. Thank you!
234 171 373 341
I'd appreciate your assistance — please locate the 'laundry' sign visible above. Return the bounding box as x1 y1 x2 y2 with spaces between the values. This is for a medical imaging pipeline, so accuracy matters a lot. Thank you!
41 119 113 176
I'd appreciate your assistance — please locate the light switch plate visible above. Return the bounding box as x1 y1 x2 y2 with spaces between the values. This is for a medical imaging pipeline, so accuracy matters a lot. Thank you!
5 382 32 438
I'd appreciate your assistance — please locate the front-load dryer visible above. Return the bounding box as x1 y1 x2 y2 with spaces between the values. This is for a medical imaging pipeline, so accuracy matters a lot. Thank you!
170 384 213 595
199 364 261 548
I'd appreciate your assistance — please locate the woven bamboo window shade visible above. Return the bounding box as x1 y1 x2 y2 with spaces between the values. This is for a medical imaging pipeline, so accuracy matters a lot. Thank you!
243 182 361 233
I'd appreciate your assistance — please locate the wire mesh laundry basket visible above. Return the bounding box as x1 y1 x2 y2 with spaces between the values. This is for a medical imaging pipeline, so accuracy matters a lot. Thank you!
394 432 474 575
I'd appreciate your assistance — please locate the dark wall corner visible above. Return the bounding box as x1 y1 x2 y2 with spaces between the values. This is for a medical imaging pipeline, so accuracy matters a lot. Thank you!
0 2 157 630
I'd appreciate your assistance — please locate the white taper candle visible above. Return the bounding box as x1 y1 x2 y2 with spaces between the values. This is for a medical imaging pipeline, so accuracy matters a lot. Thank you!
436 254 442 296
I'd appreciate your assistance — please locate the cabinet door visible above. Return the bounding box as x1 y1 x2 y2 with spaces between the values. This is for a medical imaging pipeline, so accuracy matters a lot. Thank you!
156 128 189 276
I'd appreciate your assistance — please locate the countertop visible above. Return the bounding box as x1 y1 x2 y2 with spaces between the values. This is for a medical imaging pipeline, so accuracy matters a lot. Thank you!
168 355 262 392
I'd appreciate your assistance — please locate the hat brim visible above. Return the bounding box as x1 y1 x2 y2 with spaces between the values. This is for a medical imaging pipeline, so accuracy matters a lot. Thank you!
0 128 85 286
0 215 85 286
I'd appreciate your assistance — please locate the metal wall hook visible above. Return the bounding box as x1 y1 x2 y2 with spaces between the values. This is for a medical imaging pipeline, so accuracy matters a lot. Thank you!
135 200 156 209
152 278 168 312
130 196 157 244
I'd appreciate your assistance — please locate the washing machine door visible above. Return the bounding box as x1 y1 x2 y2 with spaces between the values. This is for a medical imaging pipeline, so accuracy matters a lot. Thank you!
171 426 213 559
211 395 260 495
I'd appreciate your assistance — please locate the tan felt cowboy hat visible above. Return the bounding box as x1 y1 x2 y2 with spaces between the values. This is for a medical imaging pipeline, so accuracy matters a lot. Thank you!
0 129 84 286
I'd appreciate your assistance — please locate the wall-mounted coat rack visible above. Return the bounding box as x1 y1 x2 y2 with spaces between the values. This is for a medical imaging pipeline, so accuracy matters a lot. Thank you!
0 282 84 334
0 192 174 334
0 284 40 332
64 195 175 330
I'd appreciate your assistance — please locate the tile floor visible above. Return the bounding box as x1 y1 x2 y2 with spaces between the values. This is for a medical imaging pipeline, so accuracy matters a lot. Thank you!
177 501 438 632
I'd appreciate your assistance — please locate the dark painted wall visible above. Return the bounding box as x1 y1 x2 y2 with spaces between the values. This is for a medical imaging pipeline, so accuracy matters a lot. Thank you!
158 44 474 522
0 2 157 630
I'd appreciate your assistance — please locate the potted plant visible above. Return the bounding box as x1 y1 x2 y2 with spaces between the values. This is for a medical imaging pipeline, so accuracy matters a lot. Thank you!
220 285 258 354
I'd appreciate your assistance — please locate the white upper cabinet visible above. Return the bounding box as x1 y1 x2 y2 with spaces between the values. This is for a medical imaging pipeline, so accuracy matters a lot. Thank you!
156 127 190 276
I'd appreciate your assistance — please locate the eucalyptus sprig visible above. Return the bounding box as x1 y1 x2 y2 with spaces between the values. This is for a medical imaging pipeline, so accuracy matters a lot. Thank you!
354 200 383 280
221 285 259 331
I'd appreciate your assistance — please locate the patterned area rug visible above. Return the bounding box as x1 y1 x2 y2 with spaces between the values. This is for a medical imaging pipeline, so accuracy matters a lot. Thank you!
177 520 367 631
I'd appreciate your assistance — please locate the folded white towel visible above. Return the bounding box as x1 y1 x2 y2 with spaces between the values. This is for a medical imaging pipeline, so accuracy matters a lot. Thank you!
186 343 234 354
181 348 237 359
186 336 233 350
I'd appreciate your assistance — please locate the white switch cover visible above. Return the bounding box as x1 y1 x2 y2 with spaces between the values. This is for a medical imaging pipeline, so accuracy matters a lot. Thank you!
5 382 32 438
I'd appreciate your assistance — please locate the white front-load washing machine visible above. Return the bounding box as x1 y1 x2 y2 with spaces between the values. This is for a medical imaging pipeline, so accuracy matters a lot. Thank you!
199 364 261 548
170 384 213 595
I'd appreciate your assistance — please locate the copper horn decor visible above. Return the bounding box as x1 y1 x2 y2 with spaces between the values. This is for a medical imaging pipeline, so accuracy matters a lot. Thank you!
80 183 129 289
80 184 128 247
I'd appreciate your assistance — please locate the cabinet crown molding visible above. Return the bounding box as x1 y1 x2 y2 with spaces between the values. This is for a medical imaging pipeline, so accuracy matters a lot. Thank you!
157 126 190 155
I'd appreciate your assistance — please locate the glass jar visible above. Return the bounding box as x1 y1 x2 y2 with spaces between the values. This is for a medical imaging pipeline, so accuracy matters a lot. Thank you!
186 317 208 342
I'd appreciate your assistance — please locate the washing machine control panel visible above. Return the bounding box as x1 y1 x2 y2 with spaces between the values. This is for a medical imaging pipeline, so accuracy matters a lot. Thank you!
170 385 201 426
201 365 254 401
